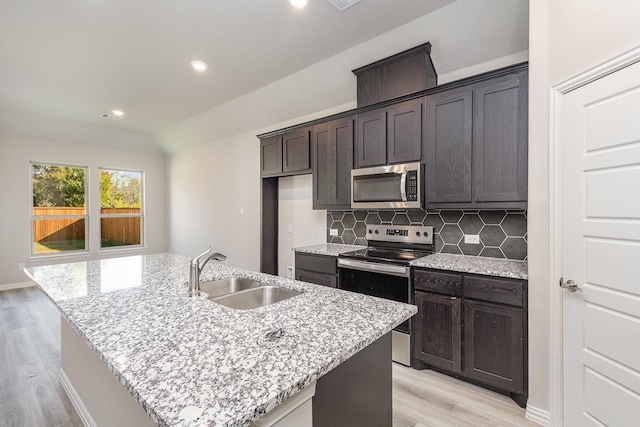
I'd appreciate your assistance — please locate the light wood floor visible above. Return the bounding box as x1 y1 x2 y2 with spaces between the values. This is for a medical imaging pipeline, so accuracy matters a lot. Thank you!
1 287 538 427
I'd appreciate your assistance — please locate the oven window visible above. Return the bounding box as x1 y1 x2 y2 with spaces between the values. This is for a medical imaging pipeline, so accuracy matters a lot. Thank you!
339 268 410 333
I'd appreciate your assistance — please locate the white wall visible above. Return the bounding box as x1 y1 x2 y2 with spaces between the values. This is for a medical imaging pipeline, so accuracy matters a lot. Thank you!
528 0 640 421
167 129 262 267
167 102 353 271
278 175 326 278
0 130 167 287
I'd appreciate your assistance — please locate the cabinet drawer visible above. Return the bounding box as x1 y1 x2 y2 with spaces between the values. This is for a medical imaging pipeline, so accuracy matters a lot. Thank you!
413 269 462 296
295 269 337 288
463 275 524 307
295 252 337 275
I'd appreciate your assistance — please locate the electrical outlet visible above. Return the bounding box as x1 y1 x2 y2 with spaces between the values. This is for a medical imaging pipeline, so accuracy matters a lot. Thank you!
286 266 294 279
18 263 25 271
287 224 293 233
329 229 338 236
239 207 245 215
464 234 480 244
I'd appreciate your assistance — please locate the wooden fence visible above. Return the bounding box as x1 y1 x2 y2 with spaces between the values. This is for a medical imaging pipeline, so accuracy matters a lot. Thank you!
33 207 141 245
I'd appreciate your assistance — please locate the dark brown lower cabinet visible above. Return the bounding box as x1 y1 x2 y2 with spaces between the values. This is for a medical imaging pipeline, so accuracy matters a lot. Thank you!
413 268 528 407
294 252 338 288
413 292 461 373
463 300 523 393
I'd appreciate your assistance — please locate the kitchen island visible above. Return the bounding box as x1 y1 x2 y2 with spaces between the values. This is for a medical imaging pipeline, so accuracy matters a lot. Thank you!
25 253 415 427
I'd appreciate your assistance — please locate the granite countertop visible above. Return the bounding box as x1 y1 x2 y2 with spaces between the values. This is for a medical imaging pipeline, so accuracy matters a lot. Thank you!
293 243 365 256
295 243 527 280
25 253 415 427
410 253 528 280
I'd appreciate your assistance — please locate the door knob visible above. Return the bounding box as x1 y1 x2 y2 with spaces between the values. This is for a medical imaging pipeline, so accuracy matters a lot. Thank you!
559 277 583 293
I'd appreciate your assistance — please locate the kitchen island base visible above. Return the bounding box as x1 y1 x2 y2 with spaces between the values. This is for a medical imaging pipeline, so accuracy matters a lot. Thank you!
61 317 392 427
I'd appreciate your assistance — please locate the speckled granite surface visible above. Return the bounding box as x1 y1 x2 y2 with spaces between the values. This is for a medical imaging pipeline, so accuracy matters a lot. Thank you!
410 253 528 280
25 253 415 427
293 243 365 256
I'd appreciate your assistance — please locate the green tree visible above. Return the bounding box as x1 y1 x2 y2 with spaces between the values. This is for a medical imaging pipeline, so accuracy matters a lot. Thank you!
100 169 141 209
32 164 85 207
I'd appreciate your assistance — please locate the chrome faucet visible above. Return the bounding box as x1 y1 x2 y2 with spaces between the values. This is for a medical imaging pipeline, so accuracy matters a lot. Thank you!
188 247 227 297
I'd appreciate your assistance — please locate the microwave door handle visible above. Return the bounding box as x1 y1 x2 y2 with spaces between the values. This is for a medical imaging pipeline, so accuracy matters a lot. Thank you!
400 171 408 201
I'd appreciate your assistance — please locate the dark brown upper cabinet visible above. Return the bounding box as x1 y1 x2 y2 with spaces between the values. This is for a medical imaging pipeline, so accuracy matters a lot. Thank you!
312 117 354 210
426 89 473 204
353 42 437 108
356 97 424 168
282 127 311 174
473 74 528 204
425 69 528 209
260 127 311 177
260 136 283 177
355 108 386 168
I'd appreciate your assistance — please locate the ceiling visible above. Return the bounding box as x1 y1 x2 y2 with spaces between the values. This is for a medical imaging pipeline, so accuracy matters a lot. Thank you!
0 0 529 151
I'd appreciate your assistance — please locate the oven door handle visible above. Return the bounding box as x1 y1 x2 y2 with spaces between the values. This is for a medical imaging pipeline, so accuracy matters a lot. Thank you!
338 258 410 278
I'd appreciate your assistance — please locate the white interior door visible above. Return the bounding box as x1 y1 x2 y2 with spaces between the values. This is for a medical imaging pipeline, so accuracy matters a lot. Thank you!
562 60 640 426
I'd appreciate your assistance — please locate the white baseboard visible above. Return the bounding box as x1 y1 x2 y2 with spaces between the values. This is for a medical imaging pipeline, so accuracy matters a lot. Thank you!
526 405 551 426
60 368 98 427
0 281 35 292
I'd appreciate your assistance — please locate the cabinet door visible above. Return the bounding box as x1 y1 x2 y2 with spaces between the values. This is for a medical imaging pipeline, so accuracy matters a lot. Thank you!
312 122 333 208
413 291 462 373
356 108 386 167
464 299 524 393
333 117 354 207
387 98 423 164
426 89 473 203
283 127 311 173
312 118 354 209
260 136 283 177
295 268 337 288
473 71 528 203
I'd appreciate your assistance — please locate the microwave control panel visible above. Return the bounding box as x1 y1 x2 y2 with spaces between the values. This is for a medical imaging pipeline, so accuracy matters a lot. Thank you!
407 170 418 201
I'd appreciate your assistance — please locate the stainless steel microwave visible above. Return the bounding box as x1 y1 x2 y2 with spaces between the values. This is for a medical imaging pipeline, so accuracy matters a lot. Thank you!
351 162 423 209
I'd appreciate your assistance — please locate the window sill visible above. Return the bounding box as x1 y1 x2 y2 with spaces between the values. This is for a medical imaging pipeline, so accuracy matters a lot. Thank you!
29 251 93 263
28 247 149 263
97 246 148 257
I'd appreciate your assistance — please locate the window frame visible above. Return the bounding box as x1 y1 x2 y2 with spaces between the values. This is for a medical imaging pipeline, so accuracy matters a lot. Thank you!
30 161 90 258
98 167 145 252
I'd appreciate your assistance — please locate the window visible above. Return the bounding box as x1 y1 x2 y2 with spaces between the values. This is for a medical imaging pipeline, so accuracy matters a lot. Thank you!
31 163 88 255
99 168 143 249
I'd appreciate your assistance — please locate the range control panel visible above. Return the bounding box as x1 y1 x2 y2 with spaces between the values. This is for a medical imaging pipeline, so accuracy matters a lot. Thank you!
366 225 434 245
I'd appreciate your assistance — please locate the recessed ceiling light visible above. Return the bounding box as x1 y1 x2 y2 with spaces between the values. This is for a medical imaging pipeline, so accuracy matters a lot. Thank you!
111 109 124 117
190 60 208 72
289 0 308 8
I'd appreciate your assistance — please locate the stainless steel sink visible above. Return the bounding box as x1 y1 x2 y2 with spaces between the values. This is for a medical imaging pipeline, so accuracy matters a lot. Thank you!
199 277 262 299
210 286 302 310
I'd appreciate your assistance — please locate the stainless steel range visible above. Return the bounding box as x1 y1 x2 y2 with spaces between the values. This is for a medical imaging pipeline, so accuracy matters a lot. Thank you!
338 224 434 366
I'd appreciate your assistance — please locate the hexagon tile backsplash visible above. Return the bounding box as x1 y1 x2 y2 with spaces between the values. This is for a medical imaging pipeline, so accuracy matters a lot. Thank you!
327 210 527 261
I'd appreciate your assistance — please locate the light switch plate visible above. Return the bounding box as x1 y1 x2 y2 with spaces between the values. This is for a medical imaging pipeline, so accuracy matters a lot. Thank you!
464 234 480 244
287 224 293 233
18 263 25 271
286 266 294 279
329 229 338 236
